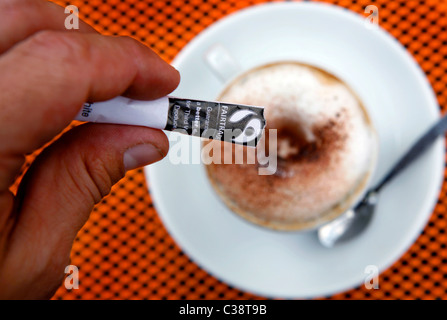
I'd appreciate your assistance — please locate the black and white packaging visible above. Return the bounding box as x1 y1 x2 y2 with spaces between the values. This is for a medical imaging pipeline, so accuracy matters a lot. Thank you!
75 96 266 147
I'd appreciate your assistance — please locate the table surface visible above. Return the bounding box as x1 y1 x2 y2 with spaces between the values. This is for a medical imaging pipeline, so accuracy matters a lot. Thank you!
44 0 447 300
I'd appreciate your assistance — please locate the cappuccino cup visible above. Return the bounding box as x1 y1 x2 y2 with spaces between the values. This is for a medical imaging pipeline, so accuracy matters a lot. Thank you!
202 50 378 231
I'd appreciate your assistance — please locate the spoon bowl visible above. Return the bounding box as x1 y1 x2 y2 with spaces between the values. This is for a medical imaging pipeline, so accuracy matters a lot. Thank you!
318 191 378 247
318 113 447 247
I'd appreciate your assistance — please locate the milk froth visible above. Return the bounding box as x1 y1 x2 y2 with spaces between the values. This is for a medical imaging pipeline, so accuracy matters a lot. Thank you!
204 62 378 230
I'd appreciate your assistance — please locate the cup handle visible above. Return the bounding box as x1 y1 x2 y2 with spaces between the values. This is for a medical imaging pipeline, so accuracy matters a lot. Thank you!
204 44 242 83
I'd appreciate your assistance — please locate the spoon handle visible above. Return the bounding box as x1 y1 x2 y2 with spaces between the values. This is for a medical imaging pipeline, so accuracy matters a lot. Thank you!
373 112 447 193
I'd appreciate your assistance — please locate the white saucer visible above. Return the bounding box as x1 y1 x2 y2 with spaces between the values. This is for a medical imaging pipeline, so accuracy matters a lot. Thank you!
145 2 444 298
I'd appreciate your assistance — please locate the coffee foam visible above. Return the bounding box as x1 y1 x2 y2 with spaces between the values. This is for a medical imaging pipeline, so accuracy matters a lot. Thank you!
204 62 377 230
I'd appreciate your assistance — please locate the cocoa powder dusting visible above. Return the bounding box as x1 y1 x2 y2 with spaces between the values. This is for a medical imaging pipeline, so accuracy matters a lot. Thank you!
259 109 348 179
206 108 351 224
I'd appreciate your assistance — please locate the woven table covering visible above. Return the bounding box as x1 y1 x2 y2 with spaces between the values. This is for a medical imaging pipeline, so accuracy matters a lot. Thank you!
40 0 447 300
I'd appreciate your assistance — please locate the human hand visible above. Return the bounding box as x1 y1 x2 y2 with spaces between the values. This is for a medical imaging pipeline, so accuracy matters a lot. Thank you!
0 0 179 299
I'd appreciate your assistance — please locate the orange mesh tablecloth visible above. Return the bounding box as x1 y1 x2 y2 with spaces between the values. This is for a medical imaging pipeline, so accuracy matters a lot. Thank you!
47 0 447 300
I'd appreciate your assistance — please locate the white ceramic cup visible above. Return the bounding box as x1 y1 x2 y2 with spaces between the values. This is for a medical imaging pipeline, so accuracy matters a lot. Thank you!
201 44 379 231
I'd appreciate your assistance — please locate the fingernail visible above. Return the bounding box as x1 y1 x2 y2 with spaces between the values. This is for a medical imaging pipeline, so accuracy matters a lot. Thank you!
123 144 164 171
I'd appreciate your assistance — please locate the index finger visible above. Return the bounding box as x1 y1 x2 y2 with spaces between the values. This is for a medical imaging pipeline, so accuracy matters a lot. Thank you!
0 31 180 157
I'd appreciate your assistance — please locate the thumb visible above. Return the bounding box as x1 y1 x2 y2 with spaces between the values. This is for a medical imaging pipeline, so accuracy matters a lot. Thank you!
1 123 168 298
